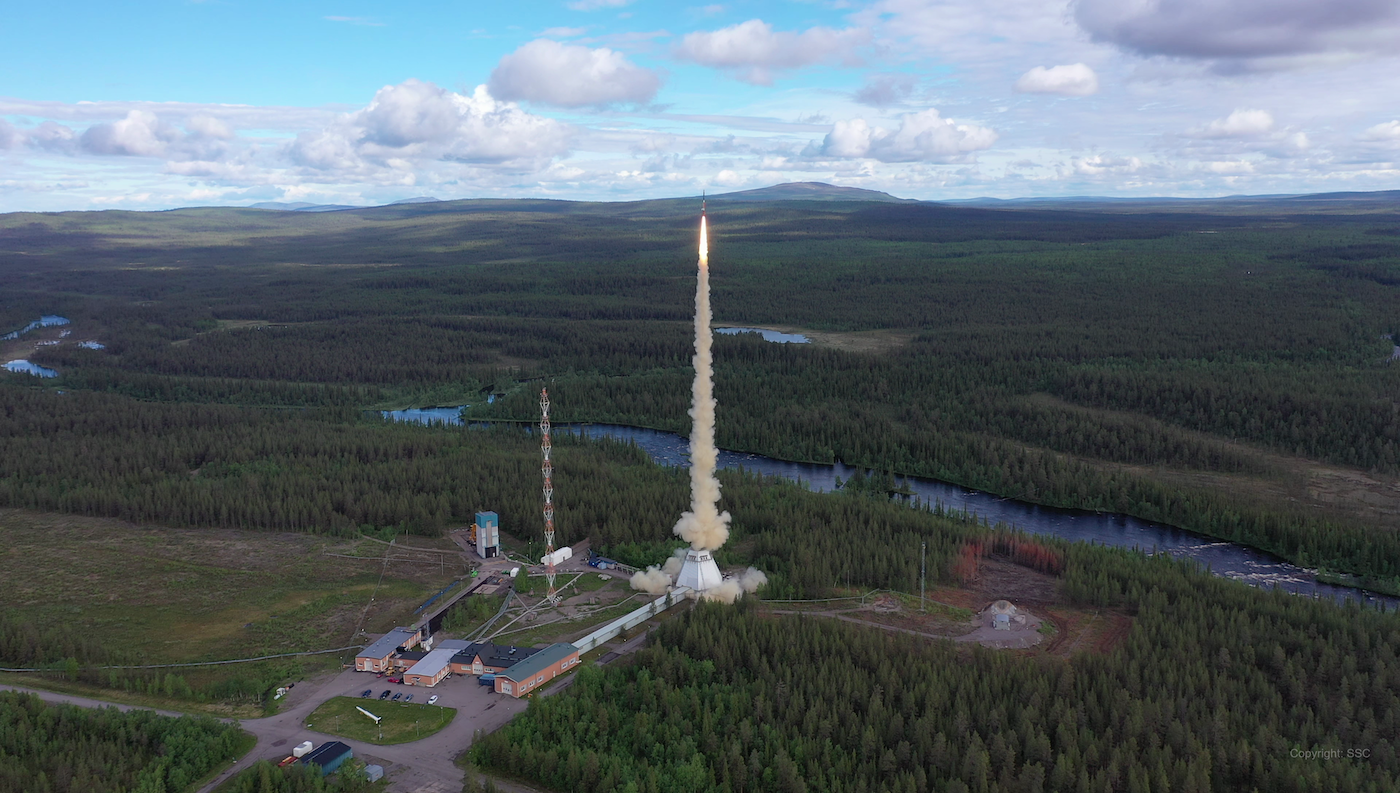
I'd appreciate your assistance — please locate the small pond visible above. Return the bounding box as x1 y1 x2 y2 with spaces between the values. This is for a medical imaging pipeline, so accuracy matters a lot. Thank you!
716 327 810 344
4 360 59 378
380 406 467 425
2 315 70 341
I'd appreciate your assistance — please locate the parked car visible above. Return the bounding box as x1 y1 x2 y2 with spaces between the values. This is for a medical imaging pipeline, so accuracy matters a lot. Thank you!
379 690 390 700
387 677 402 684
360 689 372 698
376 672 384 678
391 692 402 701
478 674 496 687
403 694 413 702
427 695 439 705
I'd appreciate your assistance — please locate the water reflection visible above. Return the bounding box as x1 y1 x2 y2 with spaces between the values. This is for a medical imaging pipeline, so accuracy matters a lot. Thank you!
715 327 810 344
3 360 59 378
2 315 70 341
375 411 1396 609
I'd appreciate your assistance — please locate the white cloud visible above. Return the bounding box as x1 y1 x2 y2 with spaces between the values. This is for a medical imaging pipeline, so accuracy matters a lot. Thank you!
186 114 234 140
674 19 870 85
1072 153 1141 175
27 122 79 153
1206 160 1255 174
80 110 179 157
1073 0 1400 64
488 40 662 108
292 80 573 172
0 120 20 149
1192 109 1275 138
1360 120 1400 141
821 109 997 162
1015 63 1099 96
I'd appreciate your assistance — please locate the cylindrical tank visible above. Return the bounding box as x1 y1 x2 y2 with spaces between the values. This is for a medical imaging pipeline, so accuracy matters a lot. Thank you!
292 741 314 758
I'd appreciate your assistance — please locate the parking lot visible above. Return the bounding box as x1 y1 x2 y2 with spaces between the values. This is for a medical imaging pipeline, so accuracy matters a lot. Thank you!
198 665 531 793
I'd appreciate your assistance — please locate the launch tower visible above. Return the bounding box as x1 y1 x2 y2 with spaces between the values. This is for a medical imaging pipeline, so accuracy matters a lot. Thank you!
540 387 560 605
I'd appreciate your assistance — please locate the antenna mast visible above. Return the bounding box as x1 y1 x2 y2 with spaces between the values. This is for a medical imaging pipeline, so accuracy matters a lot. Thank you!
540 387 559 605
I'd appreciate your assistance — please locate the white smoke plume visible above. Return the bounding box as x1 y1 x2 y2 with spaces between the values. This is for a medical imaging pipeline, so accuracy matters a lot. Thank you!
629 567 672 594
697 567 769 603
674 213 733 551
701 580 744 603
662 549 687 578
738 567 768 593
629 548 689 594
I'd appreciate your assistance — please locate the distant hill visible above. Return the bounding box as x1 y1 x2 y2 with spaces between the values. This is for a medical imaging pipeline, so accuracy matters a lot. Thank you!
389 197 441 205
710 182 912 203
941 191 1400 214
247 201 362 212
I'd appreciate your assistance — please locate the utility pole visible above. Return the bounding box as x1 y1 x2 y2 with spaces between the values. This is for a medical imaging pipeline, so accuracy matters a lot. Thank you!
920 542 926 613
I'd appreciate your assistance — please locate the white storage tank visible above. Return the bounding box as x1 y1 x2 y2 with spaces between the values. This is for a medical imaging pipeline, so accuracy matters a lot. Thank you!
292 741 314 758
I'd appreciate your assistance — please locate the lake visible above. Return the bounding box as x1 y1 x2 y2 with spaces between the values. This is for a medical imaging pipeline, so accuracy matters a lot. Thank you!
3 360 59 378
2 315 69 341
715 327 811 344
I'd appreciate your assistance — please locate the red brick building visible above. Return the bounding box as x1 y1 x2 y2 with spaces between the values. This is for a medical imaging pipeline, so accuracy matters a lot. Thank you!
495 643 580 698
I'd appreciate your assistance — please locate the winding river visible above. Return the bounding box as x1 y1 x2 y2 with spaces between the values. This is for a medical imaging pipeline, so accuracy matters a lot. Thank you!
381 406 1397 610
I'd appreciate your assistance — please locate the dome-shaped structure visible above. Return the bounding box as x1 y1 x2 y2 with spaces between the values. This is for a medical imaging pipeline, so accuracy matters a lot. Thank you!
987 599 1017 615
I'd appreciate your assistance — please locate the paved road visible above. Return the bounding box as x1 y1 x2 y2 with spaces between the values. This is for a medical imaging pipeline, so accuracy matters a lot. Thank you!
0 684 188 718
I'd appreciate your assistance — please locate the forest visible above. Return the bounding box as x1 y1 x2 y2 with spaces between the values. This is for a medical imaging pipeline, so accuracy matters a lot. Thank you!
0 690 248 793
474 545 1400 793
3 196 1395 590
1 192 1398 732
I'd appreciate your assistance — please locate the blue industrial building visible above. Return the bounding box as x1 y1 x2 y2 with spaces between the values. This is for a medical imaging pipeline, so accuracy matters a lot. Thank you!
302 741 353 776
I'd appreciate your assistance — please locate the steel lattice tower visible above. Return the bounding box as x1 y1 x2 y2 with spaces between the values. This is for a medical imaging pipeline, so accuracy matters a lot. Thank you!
540 387 559 605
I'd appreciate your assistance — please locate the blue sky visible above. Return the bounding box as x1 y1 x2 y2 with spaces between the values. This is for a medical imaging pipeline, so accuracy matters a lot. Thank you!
3 0 1399 210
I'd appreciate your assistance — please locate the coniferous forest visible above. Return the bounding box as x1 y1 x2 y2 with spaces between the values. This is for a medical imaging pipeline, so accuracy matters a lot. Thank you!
1 193 1399 789
0 691 248 793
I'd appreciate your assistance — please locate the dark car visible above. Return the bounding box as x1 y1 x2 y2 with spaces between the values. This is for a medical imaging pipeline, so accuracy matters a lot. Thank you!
404 694 414 702
379 690 390 700
391 692 402 701
360 689 372 698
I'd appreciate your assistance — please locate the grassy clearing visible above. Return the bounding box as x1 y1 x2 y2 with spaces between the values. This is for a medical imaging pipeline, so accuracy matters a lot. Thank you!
0 509 458 663
304 695 456 745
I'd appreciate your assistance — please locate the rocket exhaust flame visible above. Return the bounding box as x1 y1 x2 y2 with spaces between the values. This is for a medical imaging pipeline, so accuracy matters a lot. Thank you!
672 211 732 552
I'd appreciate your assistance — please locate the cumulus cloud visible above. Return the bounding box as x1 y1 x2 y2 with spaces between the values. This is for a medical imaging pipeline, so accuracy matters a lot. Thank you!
675 19 870 85
1360 120 1400 142
1073 0 1400 63
854 73 919 107
81 110 179 156
27 122 78 153
820 109 997 163
290 79 572 172
1193 109 1275 138
1015 63 1099 96
488 40 662 108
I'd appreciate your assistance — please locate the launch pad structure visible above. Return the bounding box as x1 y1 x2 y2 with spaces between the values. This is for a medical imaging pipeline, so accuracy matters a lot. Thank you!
673 548 723 592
